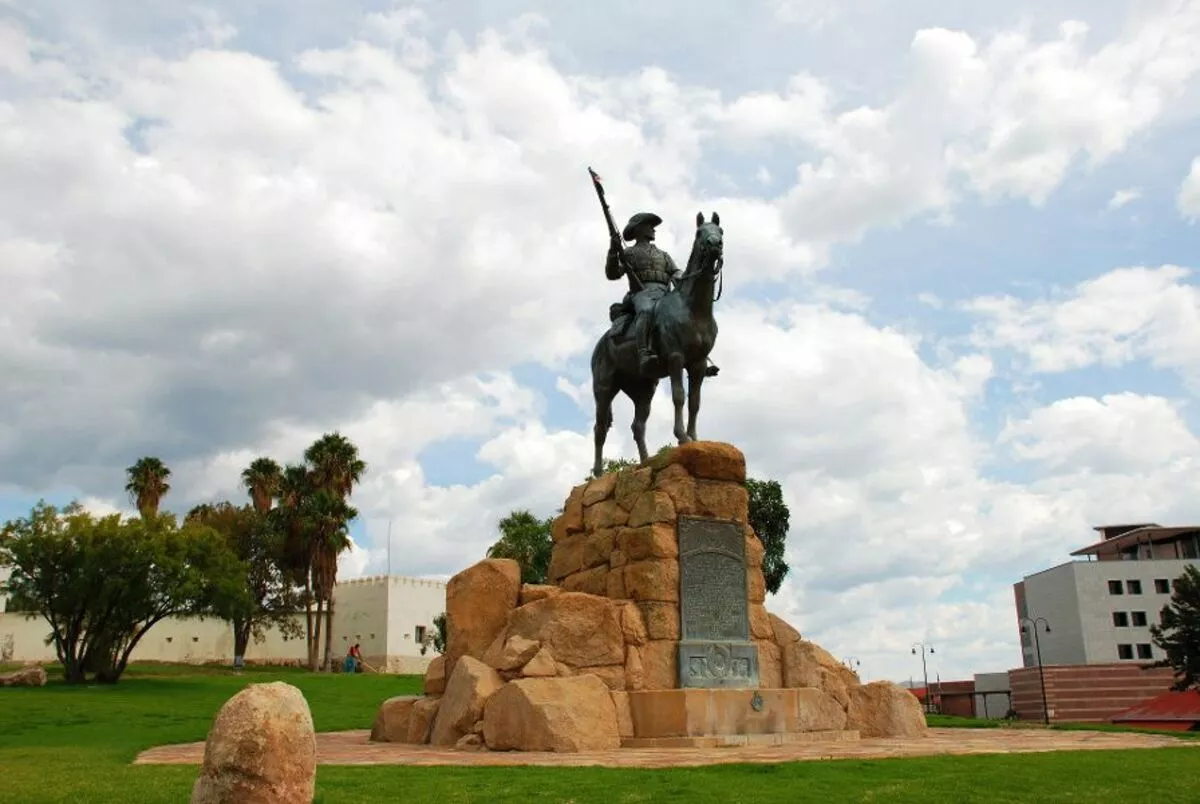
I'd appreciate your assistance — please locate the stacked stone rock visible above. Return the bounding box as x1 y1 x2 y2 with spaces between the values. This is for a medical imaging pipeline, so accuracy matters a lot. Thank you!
371 442 927 752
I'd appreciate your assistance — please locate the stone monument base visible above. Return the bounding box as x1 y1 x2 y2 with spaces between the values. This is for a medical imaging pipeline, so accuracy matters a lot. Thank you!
370 442 928 753
617 687 859 747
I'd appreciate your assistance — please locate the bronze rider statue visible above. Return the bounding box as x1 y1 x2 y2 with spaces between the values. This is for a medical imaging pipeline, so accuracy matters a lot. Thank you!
606 212 680 376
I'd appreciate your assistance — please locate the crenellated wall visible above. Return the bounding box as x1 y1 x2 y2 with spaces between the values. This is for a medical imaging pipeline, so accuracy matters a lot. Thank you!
0 574 446 673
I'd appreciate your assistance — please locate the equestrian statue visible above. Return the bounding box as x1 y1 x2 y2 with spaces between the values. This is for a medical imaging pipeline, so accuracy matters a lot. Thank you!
587 167 725 478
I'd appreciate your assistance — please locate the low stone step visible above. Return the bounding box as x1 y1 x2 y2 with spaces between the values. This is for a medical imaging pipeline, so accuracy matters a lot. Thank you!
625 687 849 739
621 730 860 749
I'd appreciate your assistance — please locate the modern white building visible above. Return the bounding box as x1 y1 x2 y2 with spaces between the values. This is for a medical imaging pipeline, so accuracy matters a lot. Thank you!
0 574 446 673
1013 523 1198 667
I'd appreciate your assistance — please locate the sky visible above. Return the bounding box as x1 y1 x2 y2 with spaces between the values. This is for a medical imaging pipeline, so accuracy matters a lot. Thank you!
2 0 1200 685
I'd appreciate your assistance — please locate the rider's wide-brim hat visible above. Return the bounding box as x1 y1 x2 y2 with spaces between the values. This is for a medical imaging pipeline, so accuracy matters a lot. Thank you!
623 212 663 240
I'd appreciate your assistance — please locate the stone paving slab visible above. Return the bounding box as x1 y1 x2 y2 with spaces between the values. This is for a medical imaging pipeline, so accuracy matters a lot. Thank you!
134 727 1197 769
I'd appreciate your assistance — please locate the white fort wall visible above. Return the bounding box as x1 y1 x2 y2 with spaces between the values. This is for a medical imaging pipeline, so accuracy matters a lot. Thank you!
0 574 447 673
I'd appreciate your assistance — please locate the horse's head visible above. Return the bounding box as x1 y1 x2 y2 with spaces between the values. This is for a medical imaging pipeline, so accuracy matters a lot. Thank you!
693 211 724 275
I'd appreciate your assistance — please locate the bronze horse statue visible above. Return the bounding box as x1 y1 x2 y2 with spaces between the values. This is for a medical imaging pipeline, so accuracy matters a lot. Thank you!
590 212 724 477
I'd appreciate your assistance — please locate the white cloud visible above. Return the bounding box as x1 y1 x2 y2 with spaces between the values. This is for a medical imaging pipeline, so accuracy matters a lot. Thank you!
1180 156 1200 221
1107 186 1142 209
966 264 1200 385
3 5 1200 686
999 393 1200 472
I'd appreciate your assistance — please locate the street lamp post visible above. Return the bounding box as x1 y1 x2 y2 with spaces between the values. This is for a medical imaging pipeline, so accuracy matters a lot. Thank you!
911 643 935 713
1020 616 1052 725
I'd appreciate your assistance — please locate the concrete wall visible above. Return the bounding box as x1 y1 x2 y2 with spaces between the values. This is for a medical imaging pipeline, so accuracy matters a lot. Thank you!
1017 559 1194 667
1073 559 1191 664
1009 663 1176 722
0 611 307 665
1016 563 1087 666
0 574 447 674
973 671 1012 718
384 576 448 673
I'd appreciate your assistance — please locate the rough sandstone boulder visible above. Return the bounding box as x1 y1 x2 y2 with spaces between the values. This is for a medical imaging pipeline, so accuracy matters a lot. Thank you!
482 675 621 752
846 681 928 738
0 665 47 687
498 592 625 669
521 647 558 677
794 688 849 731
771 613 860 704
519 584 562 605
370 695 421 742
483 634 541 671
444 558 521 680
423 655 446 695
430 656 504 747
659 441 746 483
407 697 441 744
190 682 315 804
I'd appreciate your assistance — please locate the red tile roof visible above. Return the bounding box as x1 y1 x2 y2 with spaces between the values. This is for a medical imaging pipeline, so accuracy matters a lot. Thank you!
1111 689 1200 723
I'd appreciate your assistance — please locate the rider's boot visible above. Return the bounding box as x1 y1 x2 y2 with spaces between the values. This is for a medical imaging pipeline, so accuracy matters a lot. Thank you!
634 313 660 375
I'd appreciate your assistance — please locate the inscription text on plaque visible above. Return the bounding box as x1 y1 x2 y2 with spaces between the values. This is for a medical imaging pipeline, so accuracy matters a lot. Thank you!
677 515 760 689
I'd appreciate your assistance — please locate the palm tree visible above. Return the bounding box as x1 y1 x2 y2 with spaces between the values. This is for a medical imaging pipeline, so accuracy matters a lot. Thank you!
301 490 356 672
273 463 317 665
240 457 283 514
124 457 171 519
303 432 366 670
304 432 367 500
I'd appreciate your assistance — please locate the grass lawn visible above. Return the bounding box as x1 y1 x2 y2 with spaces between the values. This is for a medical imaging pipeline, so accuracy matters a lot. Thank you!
1 664 1198 803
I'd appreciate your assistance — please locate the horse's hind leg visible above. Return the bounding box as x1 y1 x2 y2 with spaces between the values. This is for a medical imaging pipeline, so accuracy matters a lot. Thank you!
667 353 689 443
593 381 618 478
630 381 655 463
686 363 705 441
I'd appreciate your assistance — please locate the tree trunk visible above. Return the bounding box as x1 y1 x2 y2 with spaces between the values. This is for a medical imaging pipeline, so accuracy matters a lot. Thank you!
303 576 314 670
310 599 324 671
233 619 252 668
322 596 334 672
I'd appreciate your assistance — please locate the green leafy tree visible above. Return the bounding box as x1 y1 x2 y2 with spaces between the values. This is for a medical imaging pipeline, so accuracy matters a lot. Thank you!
185 501 302 664
1151 565 1200 691
0 502 247 684
432 612 448 654
487 510 553 584
745 478 791 594
124 456 172 519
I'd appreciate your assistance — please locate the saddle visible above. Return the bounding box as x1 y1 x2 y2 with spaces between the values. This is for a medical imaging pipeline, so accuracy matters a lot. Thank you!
607 302 633 339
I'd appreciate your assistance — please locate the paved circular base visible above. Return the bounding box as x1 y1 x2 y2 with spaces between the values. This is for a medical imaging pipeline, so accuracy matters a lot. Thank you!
134 727 1195 768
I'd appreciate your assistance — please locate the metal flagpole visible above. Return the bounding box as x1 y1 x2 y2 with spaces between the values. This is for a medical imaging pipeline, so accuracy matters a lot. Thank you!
386 520 393 576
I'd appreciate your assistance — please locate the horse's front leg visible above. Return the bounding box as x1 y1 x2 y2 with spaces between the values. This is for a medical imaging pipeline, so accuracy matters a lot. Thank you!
668 354 689 443
686 364 704 441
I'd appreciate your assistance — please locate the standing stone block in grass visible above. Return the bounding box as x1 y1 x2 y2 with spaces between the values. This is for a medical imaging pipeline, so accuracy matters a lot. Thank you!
190 682 316 804
0 665 47 687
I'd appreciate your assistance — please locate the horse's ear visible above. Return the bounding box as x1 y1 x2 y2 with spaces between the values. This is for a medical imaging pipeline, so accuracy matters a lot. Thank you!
696 211 704 227
712 211 720 225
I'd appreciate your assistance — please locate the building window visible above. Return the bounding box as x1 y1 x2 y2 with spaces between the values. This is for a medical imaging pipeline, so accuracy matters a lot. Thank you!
1136 644 1153 660
1108 580 1124 595
414 625 427 645
1112 612 1129 627
1155 578 1171 594
1117 644 1134 660
1131 611 1148 627
1127 580 1143 595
